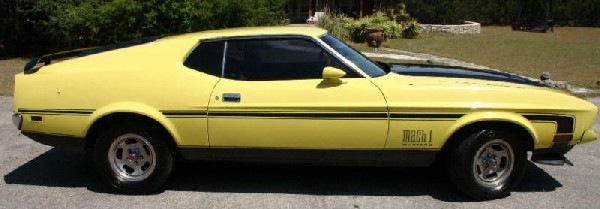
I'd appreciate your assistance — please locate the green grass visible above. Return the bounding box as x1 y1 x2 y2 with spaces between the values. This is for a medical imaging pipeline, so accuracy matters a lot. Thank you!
0 58 27 96
353 26 600 89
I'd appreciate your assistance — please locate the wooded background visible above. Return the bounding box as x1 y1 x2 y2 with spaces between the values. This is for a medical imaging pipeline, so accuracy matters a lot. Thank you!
0 0 288 56
1 0 598 57
396 0 599 25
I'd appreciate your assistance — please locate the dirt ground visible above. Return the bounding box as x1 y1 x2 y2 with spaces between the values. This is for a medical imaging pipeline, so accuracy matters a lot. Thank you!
0 58 27 96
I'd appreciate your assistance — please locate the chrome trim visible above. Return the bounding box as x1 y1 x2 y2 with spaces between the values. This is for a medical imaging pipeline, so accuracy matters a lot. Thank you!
12 114 22 130
203 34 366 78
314 34 370 78
310 36 367 78
221 41 228 78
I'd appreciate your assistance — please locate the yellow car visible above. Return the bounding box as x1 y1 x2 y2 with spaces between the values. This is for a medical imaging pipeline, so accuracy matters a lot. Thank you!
12 27 597 200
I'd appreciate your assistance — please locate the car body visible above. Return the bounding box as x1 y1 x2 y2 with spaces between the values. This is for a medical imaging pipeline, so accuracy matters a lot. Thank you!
12 27 597 199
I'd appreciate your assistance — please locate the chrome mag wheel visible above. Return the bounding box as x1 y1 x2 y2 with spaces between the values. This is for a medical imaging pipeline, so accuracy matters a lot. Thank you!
108 134 157 182
472 139 514 187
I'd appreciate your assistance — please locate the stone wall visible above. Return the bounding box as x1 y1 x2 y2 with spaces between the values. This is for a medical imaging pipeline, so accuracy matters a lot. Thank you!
420 21 481 34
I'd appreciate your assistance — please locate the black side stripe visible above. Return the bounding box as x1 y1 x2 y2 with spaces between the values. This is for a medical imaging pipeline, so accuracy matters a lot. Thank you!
161 111 208 118
209 112 388 119
161 111 207 115
523 115 574 134
162 111 467 119
390 113 464 119
18 108 94 115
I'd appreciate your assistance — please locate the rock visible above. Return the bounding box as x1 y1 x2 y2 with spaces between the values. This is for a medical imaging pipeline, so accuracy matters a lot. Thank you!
540 79 570 90
420 21 481 34
554 81 570 90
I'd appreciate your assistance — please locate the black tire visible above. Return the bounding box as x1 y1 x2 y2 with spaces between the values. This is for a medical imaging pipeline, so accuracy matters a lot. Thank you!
447 128 527 200
94 122 174 194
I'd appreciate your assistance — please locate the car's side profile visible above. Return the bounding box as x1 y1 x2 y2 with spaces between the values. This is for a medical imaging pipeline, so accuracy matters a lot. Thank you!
12 27 597 200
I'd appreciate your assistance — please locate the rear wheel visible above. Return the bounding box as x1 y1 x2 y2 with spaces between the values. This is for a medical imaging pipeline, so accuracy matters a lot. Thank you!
447 128 527 200
94 123 174 194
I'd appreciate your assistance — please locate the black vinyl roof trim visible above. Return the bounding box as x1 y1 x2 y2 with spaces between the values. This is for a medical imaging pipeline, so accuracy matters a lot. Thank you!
24 36 160 74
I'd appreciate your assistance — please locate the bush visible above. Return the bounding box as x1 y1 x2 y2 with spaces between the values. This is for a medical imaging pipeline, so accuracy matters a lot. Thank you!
361 12 403 40
397 0 600 26
318 11 416 43
0 0 288 56
395 3 413 23
402 19 421 39
317 14 354 41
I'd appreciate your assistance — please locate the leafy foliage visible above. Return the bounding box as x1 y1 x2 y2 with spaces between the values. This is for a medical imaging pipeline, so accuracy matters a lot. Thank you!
396 0 600 26
0 0 287 56
317 10 416 43
2 0 598 56
402 19 421 39
315 14 354 41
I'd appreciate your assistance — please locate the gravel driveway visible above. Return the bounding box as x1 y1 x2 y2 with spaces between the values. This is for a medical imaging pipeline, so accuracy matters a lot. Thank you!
1 96 599 208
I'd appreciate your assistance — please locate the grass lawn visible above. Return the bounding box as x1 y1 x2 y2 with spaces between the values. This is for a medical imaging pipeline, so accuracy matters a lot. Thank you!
0 58 27 96
353 26 600 89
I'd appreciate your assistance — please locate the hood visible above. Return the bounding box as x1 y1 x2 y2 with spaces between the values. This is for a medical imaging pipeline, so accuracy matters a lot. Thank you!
371 72 597 115
390 64 545 87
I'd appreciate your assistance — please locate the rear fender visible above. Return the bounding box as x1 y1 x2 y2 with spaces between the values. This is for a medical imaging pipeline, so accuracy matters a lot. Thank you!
85 102 180 144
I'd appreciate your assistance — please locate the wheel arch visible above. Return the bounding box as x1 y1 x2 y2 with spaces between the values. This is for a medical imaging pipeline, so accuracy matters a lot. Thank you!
440 112 538 156
84 102 181 152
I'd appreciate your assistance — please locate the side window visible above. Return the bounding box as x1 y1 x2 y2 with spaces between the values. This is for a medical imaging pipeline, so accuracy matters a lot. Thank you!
224 38 360 81
183 41 224 77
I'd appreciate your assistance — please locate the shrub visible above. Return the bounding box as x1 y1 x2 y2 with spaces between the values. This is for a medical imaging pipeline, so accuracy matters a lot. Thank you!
361 11 402 40
396 0 600 26
402 19 421 39
318 11 416 42
317 14 354 41
0 0 288 56
395 3 413 23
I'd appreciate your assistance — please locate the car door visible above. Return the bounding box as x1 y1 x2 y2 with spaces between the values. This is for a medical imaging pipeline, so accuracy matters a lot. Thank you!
207 37 388 162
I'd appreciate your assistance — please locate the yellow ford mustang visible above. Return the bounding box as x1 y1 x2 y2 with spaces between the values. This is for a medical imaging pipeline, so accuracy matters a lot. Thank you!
12 27 597 199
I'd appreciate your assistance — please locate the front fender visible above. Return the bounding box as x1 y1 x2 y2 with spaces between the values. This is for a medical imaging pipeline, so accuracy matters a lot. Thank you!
85 102 181 144
443 111 539 148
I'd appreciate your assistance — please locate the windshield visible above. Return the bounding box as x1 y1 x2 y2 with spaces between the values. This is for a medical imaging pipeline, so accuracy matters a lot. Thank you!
320 34 386 77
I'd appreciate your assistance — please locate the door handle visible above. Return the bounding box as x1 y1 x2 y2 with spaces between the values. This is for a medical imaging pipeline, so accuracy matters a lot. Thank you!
222 93 241 103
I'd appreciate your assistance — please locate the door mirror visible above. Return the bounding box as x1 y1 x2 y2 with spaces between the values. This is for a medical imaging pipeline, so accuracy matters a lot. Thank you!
322 67 346 84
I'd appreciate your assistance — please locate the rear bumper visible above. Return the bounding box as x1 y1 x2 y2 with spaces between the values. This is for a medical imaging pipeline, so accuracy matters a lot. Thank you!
22 132 86 152
12 114 22 130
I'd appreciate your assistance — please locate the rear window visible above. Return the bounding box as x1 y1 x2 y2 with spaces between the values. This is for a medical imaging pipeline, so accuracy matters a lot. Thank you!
183 41 225 77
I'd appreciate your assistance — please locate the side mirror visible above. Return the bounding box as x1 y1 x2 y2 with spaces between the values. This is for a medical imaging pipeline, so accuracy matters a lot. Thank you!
322 67 346 84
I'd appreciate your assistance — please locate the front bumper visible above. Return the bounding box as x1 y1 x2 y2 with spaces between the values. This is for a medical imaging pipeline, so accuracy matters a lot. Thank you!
12 114 22 130
531 129 597 166
579 129 597 144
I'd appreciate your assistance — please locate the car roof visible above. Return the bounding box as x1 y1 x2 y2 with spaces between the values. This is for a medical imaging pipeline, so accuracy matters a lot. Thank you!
162 26 328 41
39 26 329 73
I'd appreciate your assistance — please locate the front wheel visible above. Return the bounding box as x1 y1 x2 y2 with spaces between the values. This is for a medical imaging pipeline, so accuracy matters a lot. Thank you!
447 128 527 200
94 123 174 194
